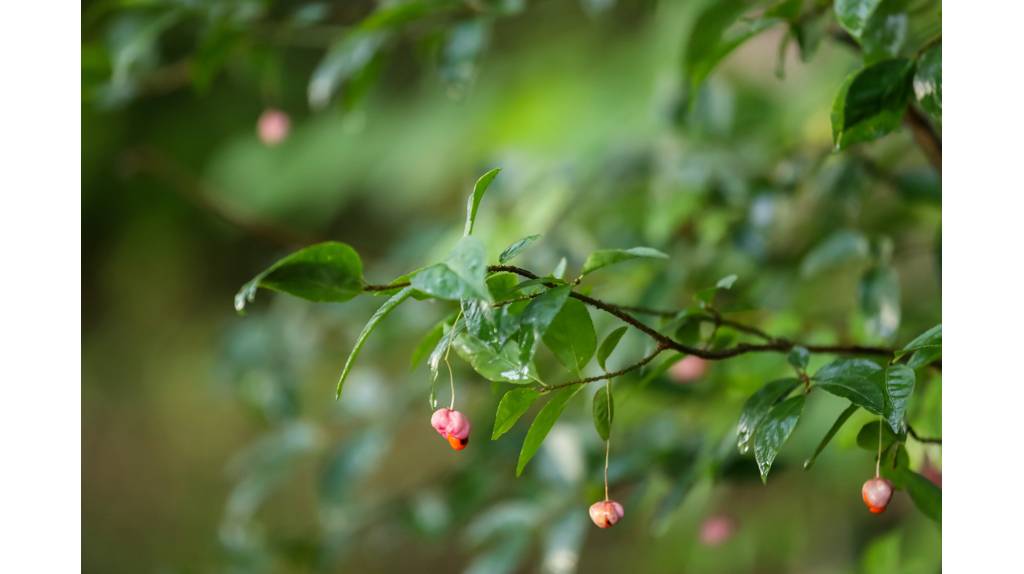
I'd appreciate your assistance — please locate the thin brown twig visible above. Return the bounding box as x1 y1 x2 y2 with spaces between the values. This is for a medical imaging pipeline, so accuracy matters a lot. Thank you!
907 425 942 445
365 264 936 372
543 344 668 392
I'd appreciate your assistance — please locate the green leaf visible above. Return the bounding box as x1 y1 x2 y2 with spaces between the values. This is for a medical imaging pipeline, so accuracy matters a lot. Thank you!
737 378 801 455
516 286 572 363
235 242 364 312
411 236 491 302
597 326 628 370
308 31 386 110
464 168 501 236
787 346 810 371
753 395 805 483
521 287 571 332
882 364 915 433
499 234 540 264
804 404 858 470
812 358 885 415
897 323 937 358
453 332 538 384
834 0 882 40
900 468 942 523
428 318 464 381
410 319 446 369
492 388 541 440
914 43 941 123
831 58 915 150
542 299 597 373
592 383 614 441
856 420 900 452
859 265 901 340
907 347 941 370
716 274 738 289
487 272 521 301
551 257 567 280
516 385 583 476
580 246 668 277
336 287 413 398
800 230 870 277
857 3 907 62
682 0 780 107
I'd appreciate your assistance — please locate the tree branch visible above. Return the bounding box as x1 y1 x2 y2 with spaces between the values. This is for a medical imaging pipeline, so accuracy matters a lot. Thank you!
542 344 668 392
365 264 936 370
907 425 942 445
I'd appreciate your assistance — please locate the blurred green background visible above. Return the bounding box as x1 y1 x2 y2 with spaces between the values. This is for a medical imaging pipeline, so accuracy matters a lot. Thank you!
82 1 941 572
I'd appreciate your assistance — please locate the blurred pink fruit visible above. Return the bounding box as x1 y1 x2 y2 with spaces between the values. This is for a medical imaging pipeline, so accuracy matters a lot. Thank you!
589 500 625 529
699 514 736 546
670 355 708 383
257 108 290 146
922 458 942 488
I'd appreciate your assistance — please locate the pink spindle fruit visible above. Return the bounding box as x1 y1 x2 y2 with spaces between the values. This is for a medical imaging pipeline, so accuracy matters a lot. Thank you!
257 108 290 146
862 477 894 514
589 500 625 529
431 408 471 451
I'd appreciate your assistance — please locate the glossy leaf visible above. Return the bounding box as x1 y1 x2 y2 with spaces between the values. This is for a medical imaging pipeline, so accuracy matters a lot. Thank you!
486 272 521 301
516 385 583 476
882 364 915 433
914 43 941 123
753 395 805 482
542 299 596 374
804 404 858 470
453 333 538 384
859 265 901 340
492 388 541 440
499 234 540 264
834 0 883 39
516 286 572 363
897 323 941 369
737 378 801 455
831 58 914 150
800 230 869 277
335 287 413 398
812 358 885 415
464 168 501 236
857 2 907 62
235 241 364 312
592 383 614 441
411 236 491 302
597 326 628 370
579 246 668 277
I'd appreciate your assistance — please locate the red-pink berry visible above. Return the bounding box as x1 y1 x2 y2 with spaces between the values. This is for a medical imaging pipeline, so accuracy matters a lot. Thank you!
431 408 471 451
669 355 708 383
257 108 290 146
589 500 624 528
862 477 894 514
699 514 736 546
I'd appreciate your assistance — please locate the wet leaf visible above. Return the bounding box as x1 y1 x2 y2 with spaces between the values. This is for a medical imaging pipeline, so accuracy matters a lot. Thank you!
753 395 805 482
235 242 364 312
